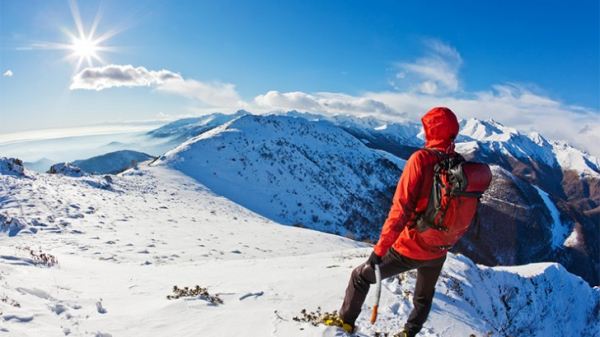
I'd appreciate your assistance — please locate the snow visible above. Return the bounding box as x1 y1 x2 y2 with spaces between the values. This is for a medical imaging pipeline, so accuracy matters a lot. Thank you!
459 118 512 142
71 150 154 175
156 114 400 239
47 162 88 177
552 140 600 178
454 141 480 156
563 228 580 248
374 150 408 171
0 158 25 176
1 112 599 336
533 186 570 248
458 118 600 176
1 160 598 337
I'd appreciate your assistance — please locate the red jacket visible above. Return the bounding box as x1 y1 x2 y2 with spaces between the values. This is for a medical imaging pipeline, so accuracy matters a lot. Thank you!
374 107 460 260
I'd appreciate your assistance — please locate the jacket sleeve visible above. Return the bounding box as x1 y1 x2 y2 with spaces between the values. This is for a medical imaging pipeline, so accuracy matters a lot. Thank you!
373 151 425 256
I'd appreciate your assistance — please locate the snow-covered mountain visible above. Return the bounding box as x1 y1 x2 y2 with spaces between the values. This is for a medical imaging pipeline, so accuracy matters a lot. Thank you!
156 114 402 239
457 118 600 178
145 111 599 286
71 150 155 175
1 158 597 336
147 110 248 146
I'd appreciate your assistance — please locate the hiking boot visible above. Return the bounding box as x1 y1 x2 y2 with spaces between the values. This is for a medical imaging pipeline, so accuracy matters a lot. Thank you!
393 329 415 337
318 313 355 333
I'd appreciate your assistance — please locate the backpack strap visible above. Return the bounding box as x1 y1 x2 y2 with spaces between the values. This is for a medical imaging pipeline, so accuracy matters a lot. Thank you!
409 148 445 230
410 148 452 230
422 148 446 162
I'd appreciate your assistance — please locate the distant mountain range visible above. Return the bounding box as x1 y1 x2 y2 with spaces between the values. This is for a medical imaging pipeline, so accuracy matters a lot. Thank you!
71 150 154 174
149 111 599 286
24 150 155 175
24 158 55 173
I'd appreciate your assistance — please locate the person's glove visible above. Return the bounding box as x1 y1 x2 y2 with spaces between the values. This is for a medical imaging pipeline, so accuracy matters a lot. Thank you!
367 251 382 269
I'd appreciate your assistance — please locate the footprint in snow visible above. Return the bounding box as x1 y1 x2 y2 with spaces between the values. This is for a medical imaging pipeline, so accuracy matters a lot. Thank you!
95 332 112 337
238 291 264 301
16 287 55 300
96 300 107 314
50 303 68 315
2 315 34 323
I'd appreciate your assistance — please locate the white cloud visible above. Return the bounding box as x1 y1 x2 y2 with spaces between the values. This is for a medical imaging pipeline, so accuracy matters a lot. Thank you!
3 70 13 77
393 39 462 95
70 64 242 108
252 90 405 120
155 78 242 108
365 83 600 157
70 65 182 90
250 85 600 157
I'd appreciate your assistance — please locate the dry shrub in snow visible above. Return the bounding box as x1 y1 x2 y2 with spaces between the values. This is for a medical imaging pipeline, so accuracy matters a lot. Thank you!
166 285 223 305
18 246 58 267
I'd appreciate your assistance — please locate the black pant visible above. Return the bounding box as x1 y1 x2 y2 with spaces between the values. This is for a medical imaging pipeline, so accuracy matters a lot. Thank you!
339 248 446 335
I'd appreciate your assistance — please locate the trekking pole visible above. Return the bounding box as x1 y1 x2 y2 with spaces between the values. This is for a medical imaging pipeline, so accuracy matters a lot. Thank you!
370 263 382 324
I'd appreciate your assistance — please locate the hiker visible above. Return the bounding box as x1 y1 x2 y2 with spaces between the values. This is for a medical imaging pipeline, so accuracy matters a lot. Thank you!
327 107 463 337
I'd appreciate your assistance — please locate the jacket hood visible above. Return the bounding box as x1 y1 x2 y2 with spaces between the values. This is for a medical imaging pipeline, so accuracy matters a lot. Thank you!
421 107 459 151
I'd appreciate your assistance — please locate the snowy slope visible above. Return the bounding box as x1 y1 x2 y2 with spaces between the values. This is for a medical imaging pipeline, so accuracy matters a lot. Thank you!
0 159 598 337
156 114 401 239
147 111 248 146
281 111 423 151
533 186 570 248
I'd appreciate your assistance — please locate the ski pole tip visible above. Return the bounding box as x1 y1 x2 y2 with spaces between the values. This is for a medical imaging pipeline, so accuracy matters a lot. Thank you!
370 305 378 324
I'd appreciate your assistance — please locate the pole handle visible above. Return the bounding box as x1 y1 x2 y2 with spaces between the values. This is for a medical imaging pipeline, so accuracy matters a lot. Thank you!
371 263 382 324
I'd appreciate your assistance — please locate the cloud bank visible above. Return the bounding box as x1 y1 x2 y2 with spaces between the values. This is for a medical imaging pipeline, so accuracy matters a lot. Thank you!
71 64 241 107
69 39 599 157
156 78 242 108
248 85 600 157
365 84 600 157
252 91 406 119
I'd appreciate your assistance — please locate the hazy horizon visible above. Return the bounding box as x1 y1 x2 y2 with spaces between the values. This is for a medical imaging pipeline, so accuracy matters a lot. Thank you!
1 0 598 158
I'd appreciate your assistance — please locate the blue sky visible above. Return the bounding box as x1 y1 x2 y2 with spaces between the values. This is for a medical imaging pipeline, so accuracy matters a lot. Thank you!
1 0 599 155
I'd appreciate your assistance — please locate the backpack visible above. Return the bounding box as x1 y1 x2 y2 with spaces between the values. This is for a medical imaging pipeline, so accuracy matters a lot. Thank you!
411 148 492 252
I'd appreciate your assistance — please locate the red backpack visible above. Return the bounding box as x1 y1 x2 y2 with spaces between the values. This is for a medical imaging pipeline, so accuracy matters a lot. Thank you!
412 148 492 251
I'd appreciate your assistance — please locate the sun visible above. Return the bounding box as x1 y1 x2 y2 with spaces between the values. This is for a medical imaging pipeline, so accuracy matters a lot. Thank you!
23 1 124 73
64 29 109 72
58 0 121 72
70 36 100 65
71 37 98 58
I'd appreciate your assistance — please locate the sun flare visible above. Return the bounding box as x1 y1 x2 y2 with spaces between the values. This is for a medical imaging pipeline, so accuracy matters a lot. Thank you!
18 0 125 73
71 37 99 59
51 0 123 72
